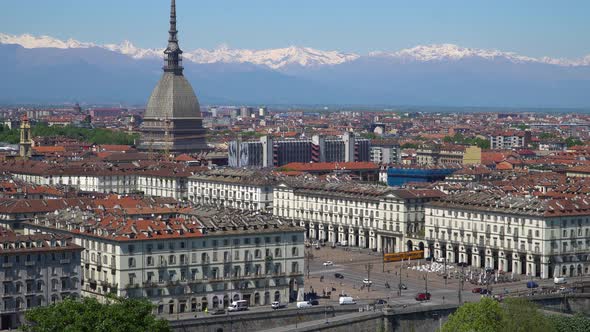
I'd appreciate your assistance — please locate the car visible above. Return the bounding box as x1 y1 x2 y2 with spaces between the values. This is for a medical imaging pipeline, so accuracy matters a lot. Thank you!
334 273 344 279
271 301 287 310
554 277 567 285
363 278 373 285
323 261 334 267
435 257 446 263
415 293 431 301
479 289 490 295
209 308 226 315
374 299 387 305
472 287 482 293
399 283 408 290
309 299 320 306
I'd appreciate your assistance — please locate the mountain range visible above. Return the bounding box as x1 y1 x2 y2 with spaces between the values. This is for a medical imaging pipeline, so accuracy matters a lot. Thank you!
1 32 590 107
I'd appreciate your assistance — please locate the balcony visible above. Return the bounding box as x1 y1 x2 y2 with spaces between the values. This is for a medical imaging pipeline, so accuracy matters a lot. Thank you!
25 261 35 266
2 263 13 268
60 259 71 264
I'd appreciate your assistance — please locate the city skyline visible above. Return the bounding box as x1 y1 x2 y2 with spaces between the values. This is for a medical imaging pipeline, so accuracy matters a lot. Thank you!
0 0 589 59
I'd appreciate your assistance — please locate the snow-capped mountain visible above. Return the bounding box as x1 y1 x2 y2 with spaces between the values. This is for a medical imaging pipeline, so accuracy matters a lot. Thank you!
369 44 541 63
0 33 96 49
3 32 589 69
2 32 590 107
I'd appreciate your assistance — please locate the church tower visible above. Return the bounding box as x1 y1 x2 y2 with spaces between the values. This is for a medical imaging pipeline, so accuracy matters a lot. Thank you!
138 0 209 153
19 115 32 158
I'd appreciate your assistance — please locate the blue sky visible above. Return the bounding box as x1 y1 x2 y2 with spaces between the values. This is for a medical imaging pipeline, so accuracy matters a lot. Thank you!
1 0 589 58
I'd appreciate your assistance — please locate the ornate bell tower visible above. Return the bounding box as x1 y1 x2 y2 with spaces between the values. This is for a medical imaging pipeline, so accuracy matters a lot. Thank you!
19 115 32 158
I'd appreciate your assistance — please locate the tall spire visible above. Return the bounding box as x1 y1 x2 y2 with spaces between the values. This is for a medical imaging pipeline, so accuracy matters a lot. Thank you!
164 0 183 75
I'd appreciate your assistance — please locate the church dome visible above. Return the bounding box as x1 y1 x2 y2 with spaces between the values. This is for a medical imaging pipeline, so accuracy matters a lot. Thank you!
144 72 202 119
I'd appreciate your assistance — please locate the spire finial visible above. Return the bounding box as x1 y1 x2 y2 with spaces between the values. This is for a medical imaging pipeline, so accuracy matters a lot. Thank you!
164 0 183 74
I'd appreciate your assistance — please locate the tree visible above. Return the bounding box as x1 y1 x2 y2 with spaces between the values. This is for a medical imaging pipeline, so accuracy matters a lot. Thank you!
442 298 505 332
550 314 590 332
501 298 552 332
565 137 583 148
22 297 171 332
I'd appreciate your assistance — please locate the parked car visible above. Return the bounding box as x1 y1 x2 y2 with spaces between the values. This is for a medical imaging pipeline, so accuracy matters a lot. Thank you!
296 301 313 309
399 283 408 290
374 299 387 305
554 277 567 285
334 273 344 279
271 301 287 310
309 299 320 306
209 308 226 315
472 287 482 293
323 261 334 267
526 281 539 289
363 278 373 285
479 289 490 295
415 293 431 301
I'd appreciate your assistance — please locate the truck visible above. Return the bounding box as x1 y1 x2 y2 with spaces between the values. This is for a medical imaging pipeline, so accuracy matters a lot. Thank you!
339 296 356 305
228 300 249 312
271 301 287 310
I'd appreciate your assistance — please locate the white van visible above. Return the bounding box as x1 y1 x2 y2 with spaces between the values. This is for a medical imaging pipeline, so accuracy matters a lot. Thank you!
554 277 567 285
296 301 313 309
339 296 356 305
228 300 249 312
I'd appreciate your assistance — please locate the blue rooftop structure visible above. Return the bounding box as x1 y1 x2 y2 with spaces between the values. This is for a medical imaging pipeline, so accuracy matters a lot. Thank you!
387 166 458 187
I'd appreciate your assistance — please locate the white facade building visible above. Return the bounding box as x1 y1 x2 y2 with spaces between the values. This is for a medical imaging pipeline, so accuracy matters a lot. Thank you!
273 180 442 253
188 169 275 212
0 229 83 330
425 191 590 279
24 207 304 315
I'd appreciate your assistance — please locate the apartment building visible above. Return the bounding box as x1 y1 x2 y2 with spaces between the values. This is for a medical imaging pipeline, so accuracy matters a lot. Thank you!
2 160 204 200
425 191 590 279
188 169 276 212
489 131 531 150
24 207 304 315
0 228 83 330
228 132 371 168
273 179 443 253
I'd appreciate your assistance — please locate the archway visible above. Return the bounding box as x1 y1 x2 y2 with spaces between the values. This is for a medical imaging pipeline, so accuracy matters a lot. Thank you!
191 298 197 312
406 240 413 252
577 264 583 276
466 247 473 266
254 292 260 305
274 290 281 302
223 295 229 308
201 297 208 311
570 265 575 277
289 278 297 302
264 291 270 305
562 265 567 276
212 296 219 309
418 242 425 252
233 294 240 301
168 300 174 314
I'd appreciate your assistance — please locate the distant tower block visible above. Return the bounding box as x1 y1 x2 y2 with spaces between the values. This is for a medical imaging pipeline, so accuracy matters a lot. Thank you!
19 115 32 158
138 0 209 153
